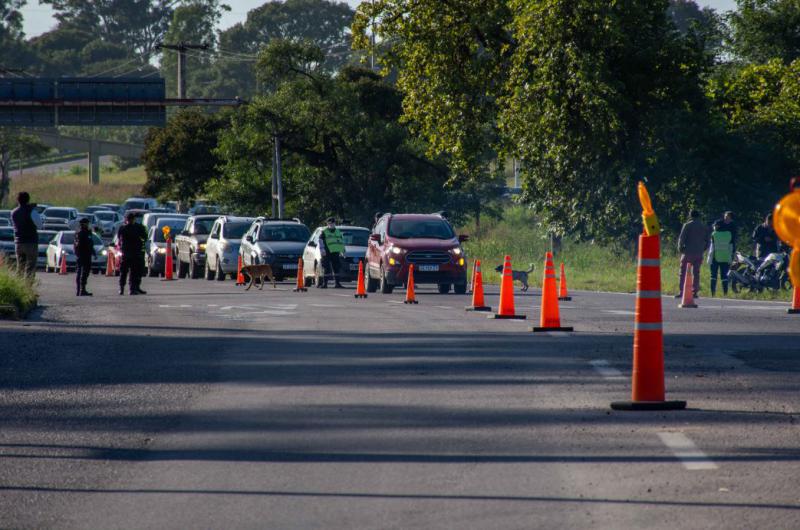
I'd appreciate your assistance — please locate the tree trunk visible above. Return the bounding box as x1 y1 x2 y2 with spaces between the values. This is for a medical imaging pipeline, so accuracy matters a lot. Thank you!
0 151 10 208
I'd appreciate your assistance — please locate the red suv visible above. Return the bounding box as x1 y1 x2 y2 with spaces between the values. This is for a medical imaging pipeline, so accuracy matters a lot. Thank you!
365 213 468 294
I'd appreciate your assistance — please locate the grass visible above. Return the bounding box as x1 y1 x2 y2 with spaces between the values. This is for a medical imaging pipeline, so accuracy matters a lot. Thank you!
8 166 147 211
462 205 793 302
0 263 38 318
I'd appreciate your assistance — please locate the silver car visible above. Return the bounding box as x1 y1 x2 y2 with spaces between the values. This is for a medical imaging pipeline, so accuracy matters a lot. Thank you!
145 217 187 277
302 225 370 286
36 230 58 268
92 210 122 239
42 207 80 231
240 218 311 280
142 212 189 233
45 231 107 272
204 216 254 280
0 227 15 263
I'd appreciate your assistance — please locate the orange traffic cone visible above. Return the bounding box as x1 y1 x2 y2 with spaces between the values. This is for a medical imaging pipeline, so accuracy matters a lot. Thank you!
105 250 114 277
789 284 799 314
558 262 571 301
404 264 418 304
465 260 490 311
679 263 698 308
492 255 526 319
354 260 367 299
235 255 245 286
58 252 68 275
612 234 686 411
294 258 308 292
162 238 175 281
533 252 573 332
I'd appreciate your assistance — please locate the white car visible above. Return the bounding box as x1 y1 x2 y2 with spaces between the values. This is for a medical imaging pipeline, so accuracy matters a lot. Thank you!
42 207 80 231
44 230 107 272
121 197 159 213
239 218 311 280
204 216 254 280
142 212 189 233
302 225 370 286
145 217 188 277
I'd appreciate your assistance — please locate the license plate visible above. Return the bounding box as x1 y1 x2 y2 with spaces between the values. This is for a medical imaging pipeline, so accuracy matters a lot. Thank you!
417 264 439 272
350 263 360 271
283 263 298 270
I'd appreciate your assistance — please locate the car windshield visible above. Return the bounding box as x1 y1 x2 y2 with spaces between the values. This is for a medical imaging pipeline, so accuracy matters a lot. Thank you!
38 232 56 244
153 221 186 242
0 229 13 241
387 218 454 239
95 212 116 221
341 229 369 246
193 218 216 235
125 201 146 210
59 233 102 245
223 222 250 239
259 224 311 242
44 209 70 219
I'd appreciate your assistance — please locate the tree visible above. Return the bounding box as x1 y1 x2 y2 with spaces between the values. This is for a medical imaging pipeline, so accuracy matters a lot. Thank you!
728 0 800 64
141 109 226 204
0 131 48 207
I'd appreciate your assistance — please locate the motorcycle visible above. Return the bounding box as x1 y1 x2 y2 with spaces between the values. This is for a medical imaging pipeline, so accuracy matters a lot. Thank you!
728 251 760 293
729 250 792 293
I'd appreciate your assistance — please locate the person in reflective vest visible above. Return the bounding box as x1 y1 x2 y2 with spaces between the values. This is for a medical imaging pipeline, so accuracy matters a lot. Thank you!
708 220 733 296
320 217 345 288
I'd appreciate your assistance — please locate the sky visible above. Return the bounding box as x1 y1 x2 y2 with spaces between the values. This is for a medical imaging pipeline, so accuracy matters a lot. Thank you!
20 0 738 39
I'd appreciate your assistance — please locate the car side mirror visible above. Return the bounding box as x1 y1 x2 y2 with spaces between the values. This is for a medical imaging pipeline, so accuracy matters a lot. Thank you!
245 235 253 243
369 233 381 242
307 241 316 247
458 234 469 243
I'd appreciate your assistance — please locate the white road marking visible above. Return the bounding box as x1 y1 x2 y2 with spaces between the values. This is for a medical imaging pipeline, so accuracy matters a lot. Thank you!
387 300 404 305
434 306 452 310
331 293 352 298
589 359 625 379
657 432 718 470
603 310 636 316
206 304 218 307
179 304 191 308
310 303 338 308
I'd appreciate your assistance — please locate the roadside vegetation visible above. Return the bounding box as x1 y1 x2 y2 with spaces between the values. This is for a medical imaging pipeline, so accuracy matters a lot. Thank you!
463 205 793 302
0 264 37 318
9 166 147 211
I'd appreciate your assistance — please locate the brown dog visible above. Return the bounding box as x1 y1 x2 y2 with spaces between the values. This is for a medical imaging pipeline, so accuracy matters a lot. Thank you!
241 264 277 290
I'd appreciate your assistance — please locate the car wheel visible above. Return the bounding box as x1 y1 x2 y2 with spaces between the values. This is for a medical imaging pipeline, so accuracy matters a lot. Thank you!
438 283 451 294
147 258 158 277
365 263 379 293
380 265 393 294
178 258 188 279
453 282 467 295
216 259 226 281
205 258 214 280
189 255 199 279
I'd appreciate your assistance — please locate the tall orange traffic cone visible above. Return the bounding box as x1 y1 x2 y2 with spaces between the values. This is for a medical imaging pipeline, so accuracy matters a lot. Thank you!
612 234 686 411
679 263 698 308
492 255 526 319
558 262 572 301
354 260 367 299
235 255 245 286
533 252 573 332
404 264 418 304
789 284 799 314
162 238 175 281
105 250 114 277
58 252 67 275
294 258 308 292
465 260 491 311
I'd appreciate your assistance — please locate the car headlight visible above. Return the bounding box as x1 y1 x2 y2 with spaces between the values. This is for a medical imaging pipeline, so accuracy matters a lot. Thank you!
101 249 108 256
157 247 167 255
451 247 462 255
389 257 397 266
198 243 206 251
391 246 404 255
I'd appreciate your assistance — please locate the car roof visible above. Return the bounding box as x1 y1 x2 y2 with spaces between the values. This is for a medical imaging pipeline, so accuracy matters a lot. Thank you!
44 207 76 212
155 217 187 226
386 213 447 221
191 214 222 220
315 225 368 231
219 216 255 223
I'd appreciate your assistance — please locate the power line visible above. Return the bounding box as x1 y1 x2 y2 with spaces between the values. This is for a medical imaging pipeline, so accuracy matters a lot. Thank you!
89 57 144 78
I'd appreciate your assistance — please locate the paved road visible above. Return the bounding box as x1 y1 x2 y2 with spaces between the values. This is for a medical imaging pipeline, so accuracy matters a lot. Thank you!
1 271 799 529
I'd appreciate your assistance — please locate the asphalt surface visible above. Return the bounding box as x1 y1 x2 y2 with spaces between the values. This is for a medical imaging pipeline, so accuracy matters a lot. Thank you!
0 270 799 529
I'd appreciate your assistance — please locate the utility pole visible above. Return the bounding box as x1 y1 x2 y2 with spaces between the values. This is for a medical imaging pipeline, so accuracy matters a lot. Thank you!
156 42 209 98
273 136 284 219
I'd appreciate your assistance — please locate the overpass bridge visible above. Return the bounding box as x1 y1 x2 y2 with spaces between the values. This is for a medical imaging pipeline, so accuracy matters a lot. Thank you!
33 131 144 184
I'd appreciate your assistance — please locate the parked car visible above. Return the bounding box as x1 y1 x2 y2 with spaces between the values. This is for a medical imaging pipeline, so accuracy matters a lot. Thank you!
77 213 99 233
302 225 369 286
174 214 221 279
45 230 106 273
0 210 11 222
142 212 189 233
0 227 15 263
34 204 51 214
121 197 159 213
42 207 80 231
85 205 115 214
365 213 468 294
98 203 121 214
107 232 124 275
92 210 122 239
0 218 9 227
204 216 254 280
36 230 58 268
240 218 310 281
145 217 189 277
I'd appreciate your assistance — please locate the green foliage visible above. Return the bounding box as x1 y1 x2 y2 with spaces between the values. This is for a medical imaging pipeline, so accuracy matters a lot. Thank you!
0 130 49 207
142 109 227 203
0 263 37 317
728 0 800 64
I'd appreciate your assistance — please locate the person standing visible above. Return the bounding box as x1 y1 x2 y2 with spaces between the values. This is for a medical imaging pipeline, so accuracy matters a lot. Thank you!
10 191 38 278
74 217 96 296
708 220 733 297
676 210 710 298
319 217 345 288
714 211 737 254
752 213 779 260
117 212 148 295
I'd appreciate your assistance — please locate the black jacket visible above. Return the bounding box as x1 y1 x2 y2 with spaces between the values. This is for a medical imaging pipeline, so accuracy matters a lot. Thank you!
118 222 148 257
752 223 779 259
11 204 38 244
74 228 96 260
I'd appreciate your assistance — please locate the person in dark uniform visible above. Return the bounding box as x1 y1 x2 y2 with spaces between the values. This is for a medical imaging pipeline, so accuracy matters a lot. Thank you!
74 218 96 296
319 217 345 288
117 211 148 295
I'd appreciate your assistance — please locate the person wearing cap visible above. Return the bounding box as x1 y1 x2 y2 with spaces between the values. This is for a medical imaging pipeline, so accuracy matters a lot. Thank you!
117 212 148 295
676 209 710 298
74 217 97 296
319 217 345 288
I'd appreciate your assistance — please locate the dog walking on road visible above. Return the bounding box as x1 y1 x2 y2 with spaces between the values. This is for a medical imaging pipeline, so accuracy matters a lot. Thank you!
495 262 535 291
